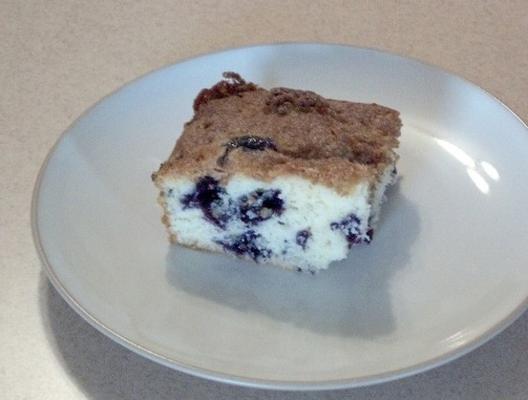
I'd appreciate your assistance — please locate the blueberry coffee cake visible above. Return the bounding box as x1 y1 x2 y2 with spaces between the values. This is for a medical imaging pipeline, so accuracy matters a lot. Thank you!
152 72 401 272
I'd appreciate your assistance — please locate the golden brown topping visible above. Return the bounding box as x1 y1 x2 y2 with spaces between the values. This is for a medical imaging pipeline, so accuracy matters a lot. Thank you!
193 72 257 111
156 73 401 193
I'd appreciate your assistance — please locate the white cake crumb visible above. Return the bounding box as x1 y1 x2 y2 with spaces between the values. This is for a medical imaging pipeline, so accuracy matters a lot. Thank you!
158 162 396 272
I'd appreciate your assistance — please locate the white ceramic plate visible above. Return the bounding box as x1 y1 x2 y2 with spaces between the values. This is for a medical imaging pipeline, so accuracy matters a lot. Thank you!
33 44 528 390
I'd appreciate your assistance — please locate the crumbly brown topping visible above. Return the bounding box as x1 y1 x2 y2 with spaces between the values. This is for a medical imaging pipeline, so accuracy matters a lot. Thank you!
264 87 330 115
193 72 256 112
155 73 401 194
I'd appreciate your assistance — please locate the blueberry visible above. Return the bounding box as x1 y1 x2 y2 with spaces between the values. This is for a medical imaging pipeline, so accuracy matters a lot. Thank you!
227 136 277 151
366 227 374 243
217 136 277 166
295 229 312 250
238 189 284 225
181 176 234 228
180 179 285 229
181 176 219 208
216 230 271 261
330 213 369 247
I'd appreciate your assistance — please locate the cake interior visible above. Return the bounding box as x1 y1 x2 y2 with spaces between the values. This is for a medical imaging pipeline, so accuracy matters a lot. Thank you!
157 163 396 272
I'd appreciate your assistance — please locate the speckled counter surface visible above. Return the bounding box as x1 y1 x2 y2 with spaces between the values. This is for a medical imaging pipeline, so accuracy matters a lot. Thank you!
2 1 528 399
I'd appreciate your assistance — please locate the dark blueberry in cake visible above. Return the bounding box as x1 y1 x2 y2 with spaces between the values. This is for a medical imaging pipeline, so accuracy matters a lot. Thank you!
238 189 284 225
366 227 374 243
295 229 312 250
181 176 220 208
228 136 277 151
217 135 277 166
331 213 368 247
216 230 271 261
181 176 234 228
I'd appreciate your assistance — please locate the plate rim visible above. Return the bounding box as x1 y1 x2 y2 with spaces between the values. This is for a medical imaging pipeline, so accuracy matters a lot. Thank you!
32 42 528 390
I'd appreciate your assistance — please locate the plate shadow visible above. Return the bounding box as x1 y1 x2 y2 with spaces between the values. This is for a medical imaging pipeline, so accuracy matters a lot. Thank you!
39 270 528 399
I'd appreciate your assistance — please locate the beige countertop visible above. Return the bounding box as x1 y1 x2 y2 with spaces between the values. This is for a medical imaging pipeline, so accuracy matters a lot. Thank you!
2 1 528 399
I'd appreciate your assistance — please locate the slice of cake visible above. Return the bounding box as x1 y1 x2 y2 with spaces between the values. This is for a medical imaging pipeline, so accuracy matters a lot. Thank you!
152 72 401 272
